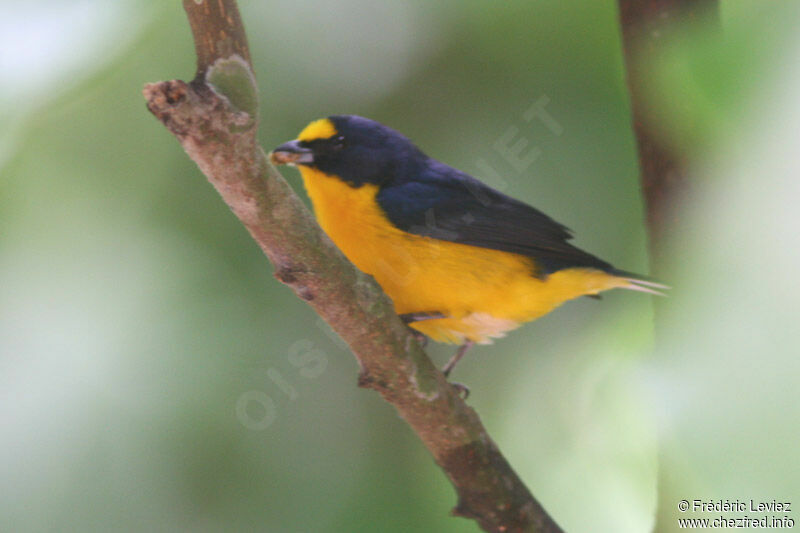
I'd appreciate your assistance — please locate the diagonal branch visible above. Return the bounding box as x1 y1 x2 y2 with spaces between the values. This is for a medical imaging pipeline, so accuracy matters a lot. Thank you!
143 1 562 531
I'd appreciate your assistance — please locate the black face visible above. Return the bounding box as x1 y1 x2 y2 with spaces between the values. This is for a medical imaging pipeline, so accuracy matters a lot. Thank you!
298 134 346 160
272 115 428 188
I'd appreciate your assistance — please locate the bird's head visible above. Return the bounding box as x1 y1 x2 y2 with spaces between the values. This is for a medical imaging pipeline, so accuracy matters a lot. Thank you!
270 115 425 187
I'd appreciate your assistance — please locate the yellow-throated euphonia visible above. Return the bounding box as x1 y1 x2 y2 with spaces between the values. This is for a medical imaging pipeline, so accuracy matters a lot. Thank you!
271 115 665 376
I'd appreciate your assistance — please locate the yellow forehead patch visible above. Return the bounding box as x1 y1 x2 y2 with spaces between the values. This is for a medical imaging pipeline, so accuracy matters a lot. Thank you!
297 118 338 142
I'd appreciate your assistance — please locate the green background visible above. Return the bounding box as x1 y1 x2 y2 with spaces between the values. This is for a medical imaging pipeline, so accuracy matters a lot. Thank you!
1 1 798 531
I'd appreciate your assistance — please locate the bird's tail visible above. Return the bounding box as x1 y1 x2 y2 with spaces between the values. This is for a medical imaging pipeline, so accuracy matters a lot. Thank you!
611 269 670 296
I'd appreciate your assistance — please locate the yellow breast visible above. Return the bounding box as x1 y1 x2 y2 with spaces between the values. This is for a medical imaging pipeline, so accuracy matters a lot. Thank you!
298 167 626 344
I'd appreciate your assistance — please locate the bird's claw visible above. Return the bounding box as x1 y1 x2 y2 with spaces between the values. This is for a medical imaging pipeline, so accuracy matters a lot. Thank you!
450 381 470 399
410 329 428 348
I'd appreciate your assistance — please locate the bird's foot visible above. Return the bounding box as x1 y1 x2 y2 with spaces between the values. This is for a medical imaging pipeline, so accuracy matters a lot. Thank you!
410 329 428 348
450 381 470 399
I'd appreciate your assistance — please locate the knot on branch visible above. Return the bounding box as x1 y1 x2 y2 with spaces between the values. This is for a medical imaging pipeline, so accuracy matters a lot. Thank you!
144 80 190 135
143 79 254 144
274 265 316 301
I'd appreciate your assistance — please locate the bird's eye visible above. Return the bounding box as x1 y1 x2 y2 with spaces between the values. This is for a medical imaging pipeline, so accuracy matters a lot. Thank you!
305 136 345 156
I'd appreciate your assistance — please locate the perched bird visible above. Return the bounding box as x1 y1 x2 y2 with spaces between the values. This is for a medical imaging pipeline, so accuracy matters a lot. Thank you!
271 115 666 376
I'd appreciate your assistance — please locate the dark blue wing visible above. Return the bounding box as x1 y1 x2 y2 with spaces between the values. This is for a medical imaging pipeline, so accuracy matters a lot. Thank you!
376 160 613 276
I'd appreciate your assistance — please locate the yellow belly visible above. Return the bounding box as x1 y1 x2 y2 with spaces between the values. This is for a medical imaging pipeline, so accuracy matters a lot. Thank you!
299 167 626 344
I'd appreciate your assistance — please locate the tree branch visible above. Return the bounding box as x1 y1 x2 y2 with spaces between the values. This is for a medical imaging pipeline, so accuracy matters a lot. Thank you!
143 1 562 531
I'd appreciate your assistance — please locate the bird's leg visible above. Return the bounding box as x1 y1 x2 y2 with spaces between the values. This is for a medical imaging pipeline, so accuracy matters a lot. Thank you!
400 313 473 397
442 340 474 378
443 341 475 399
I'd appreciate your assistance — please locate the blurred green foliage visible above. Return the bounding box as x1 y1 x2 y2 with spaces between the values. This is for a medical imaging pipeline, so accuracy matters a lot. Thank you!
1 1 797 532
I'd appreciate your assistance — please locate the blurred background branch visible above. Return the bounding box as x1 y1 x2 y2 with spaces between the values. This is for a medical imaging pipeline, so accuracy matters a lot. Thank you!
618 0 719 274
142 1 563 531
617 1 720 532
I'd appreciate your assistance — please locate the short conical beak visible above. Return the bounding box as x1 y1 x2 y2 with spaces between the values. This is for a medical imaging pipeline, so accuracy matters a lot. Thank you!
270 140 314 166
